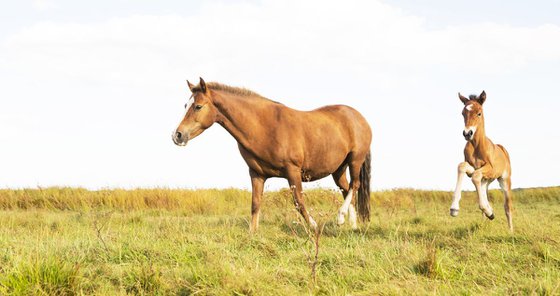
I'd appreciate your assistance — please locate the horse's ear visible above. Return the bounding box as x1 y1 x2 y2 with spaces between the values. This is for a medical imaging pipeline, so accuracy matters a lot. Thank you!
477 90 486 105
458 92 469 104
199 77 207 93
187 80 194 91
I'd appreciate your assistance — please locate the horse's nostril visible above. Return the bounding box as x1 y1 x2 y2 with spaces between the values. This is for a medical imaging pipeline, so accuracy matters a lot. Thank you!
176 131 182 139
468 130 473 136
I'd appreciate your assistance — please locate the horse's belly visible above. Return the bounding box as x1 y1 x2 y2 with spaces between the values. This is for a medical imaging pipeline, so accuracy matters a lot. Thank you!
301 152 348 182
300 169 331 182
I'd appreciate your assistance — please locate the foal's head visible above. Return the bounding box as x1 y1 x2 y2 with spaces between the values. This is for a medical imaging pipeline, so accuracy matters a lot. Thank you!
458 90 486 141
172 77 219 146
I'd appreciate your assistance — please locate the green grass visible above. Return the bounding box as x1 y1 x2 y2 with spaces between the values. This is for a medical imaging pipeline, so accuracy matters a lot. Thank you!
0 187 559 295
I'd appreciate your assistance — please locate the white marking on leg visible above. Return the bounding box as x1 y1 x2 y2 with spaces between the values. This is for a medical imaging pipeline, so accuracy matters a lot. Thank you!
337 189 353 225
450 170 464 213
348 205 358 229
308 215 317 229
450 162 474 216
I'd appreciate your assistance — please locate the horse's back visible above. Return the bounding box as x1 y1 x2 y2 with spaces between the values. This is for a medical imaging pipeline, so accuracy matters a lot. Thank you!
307 104 371 144
311 104 371 133
303 104 371 156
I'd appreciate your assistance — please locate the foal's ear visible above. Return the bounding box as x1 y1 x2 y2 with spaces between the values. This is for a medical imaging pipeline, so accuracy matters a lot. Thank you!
458 92 469 105
187 80 195 92
199 77 207 93
477 90 486 105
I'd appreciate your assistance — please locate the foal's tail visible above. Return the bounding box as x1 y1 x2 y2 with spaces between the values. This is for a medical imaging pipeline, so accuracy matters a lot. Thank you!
357 150 371 222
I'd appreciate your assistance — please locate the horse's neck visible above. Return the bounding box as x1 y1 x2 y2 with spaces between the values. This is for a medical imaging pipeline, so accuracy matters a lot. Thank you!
212 91 272 149
471 121 491 157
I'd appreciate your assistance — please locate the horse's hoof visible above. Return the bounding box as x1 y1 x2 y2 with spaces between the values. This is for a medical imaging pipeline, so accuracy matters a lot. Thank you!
337 214 345 225
487 213 495 220
450 209 459 217
309 217 318 229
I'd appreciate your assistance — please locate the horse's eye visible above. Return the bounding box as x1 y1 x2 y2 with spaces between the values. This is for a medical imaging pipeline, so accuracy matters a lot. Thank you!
195 105 203 111
477 113 482 117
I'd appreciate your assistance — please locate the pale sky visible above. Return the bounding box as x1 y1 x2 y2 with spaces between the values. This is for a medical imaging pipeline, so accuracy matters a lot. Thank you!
1 0 559 191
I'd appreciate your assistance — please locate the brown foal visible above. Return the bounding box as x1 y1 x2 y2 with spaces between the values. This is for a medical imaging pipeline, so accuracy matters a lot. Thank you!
450 91 513 232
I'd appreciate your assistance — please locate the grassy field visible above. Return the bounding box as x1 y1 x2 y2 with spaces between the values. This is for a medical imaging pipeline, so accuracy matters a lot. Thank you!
0 187 559 295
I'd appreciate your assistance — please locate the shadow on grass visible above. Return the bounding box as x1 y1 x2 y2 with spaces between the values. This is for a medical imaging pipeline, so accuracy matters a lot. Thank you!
277 219 390 240
450 222 483 239
480 234 531 245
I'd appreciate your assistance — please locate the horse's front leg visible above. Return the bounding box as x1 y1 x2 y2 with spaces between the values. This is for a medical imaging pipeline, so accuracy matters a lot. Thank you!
471 166 494 220
249 169 266 233
450 162 475 217
286 168 317 230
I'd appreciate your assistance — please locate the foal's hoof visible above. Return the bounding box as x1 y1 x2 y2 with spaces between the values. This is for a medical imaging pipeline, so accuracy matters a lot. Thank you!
450 209 459 217
486 213 495 220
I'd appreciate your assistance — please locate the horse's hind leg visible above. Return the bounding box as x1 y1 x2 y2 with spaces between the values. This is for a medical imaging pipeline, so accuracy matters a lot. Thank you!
499 177 514 232
345 159 364 229
332 164 355 227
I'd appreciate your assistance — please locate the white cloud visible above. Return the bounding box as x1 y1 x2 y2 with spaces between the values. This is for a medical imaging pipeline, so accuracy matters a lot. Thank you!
1 0 559 190
4 0 560 84
32 0 56 11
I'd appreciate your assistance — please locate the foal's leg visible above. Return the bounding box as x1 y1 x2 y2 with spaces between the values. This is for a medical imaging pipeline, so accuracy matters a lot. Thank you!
498 177 514 232
287 168 317 229
249 169 266 233
450 162 475 216
471 169 494 219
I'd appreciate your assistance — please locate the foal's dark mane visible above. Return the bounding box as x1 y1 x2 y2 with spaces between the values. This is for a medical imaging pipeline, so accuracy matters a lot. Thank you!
469 94 478 100
192 82 282 105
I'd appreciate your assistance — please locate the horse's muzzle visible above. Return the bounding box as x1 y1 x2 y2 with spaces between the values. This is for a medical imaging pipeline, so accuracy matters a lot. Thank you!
463 130 473 141
172 130 188 146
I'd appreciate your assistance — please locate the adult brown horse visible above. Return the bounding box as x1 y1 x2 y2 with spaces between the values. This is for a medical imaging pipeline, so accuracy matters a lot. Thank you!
172 78 372 232
450 91 513 232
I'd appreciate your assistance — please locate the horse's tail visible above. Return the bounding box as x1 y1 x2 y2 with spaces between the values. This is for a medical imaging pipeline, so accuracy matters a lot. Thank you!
357 150 371 222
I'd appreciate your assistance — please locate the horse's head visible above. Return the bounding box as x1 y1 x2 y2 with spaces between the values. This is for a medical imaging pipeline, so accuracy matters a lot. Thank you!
459 90 486 141
172 77 219 146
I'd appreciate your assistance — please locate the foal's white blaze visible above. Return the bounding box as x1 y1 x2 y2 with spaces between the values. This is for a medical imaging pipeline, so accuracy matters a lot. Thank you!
337 189 353 225
465 104 474 111
464 126 477 135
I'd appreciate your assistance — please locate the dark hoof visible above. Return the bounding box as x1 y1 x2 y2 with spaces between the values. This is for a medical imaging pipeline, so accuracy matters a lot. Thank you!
487 213 495 220
450 209 459 217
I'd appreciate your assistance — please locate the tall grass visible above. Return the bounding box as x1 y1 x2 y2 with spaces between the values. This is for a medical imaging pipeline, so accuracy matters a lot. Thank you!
1 186 558 212
0 186 559 295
